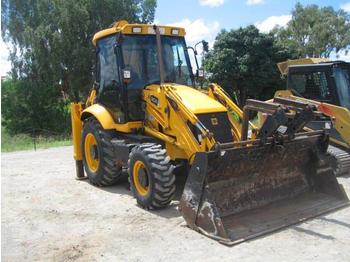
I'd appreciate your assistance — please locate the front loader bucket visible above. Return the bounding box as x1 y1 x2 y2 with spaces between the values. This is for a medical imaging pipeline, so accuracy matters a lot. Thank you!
179 134 349 245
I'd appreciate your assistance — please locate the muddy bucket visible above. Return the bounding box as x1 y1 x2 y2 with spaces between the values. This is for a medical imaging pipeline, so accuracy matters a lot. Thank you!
179 133 349 245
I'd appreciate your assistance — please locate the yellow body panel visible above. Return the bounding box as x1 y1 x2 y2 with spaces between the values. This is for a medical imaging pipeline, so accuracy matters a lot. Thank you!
275 90 350 149
143 84 218 161
92 20 185 46
81 104 143 132
170 84 227 114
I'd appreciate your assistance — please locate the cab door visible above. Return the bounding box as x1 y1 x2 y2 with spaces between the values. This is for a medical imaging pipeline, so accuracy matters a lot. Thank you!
96 35 126 123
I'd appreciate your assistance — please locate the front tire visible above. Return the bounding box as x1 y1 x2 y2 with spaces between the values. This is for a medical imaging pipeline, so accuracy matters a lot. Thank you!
82 118 122 186
128 143 176 209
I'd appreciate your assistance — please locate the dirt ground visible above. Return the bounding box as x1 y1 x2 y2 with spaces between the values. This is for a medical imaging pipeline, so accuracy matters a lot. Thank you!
2 146 350 261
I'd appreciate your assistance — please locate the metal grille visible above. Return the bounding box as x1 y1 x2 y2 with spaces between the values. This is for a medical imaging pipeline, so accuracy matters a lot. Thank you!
197 112 233 143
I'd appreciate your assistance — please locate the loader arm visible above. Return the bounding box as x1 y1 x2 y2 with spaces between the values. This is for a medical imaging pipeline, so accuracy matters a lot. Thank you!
143 84 217 161
143 83 266 161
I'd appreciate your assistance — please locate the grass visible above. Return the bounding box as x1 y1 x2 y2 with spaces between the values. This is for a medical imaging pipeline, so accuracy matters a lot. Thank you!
1 127 72 152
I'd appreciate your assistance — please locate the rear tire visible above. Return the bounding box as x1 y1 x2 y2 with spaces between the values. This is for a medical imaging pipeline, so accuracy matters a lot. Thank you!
82 118 122 186
128 143 176 209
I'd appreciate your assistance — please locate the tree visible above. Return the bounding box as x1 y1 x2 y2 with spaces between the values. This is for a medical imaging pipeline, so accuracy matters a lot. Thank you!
204 26 294 106
1 0 156 134
2 0 157 100
273 3 350 58
1 79 70 134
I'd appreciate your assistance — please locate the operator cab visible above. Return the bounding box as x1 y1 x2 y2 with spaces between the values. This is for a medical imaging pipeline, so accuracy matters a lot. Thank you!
93 21 194 123
287 61 350 110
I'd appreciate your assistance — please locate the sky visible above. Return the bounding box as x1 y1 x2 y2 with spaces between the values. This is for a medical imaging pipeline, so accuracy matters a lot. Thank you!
155 0 350 63
1 0 350 76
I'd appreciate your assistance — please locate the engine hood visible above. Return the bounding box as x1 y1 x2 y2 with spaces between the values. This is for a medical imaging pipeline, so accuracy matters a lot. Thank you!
169 84 227 114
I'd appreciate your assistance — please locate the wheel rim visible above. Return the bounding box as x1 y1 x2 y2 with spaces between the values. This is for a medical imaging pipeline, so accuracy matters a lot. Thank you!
133 160 149 196
84 133 100 172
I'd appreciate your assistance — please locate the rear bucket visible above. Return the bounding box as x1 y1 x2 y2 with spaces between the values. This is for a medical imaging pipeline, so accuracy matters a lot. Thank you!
179 135 349 245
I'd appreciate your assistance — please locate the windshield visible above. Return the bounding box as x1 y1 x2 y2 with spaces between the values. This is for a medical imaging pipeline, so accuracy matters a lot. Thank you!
121 35 194 89
333 67 350 109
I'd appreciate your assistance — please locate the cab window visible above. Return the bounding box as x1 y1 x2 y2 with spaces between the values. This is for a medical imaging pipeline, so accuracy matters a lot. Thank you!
334 68 350 109
290 71 331 101
96 35 125 123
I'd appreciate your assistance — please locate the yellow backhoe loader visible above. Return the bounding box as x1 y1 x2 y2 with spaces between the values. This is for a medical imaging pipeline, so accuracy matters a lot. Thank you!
71 21 348 245
274 59 350 175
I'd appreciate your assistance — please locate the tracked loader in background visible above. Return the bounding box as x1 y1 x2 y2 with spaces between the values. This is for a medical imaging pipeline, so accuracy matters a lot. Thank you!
71 21 348 245
272 59 350 175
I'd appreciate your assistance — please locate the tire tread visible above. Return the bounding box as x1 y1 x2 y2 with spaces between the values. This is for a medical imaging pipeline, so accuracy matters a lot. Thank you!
128 143 176 209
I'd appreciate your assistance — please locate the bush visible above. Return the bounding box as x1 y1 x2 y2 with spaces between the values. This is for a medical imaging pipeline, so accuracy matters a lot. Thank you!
1 79 71 135
204 26 294 106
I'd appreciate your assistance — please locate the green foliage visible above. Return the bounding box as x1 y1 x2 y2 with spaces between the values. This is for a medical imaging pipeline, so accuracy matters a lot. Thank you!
2 0 157 100
204 26 293 106
1 0 156 135
273 3 350 58
1 79 70 134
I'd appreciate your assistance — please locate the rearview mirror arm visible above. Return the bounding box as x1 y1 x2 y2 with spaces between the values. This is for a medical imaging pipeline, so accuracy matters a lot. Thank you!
187 46 199 71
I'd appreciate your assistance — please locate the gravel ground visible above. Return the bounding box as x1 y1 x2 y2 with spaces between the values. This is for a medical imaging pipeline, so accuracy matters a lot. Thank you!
2 146 350 262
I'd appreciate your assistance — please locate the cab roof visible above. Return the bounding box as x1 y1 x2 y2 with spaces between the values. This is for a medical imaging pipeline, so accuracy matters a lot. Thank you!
92 20 186 46
277 58 331 76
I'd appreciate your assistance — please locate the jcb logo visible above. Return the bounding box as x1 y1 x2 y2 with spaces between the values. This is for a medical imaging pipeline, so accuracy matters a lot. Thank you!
150 95 159 106
211 117 218 125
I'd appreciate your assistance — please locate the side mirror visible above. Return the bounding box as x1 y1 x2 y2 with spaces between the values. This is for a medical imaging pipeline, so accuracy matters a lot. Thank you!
202 40 209 53
123 69 131 84
197 68 205 81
